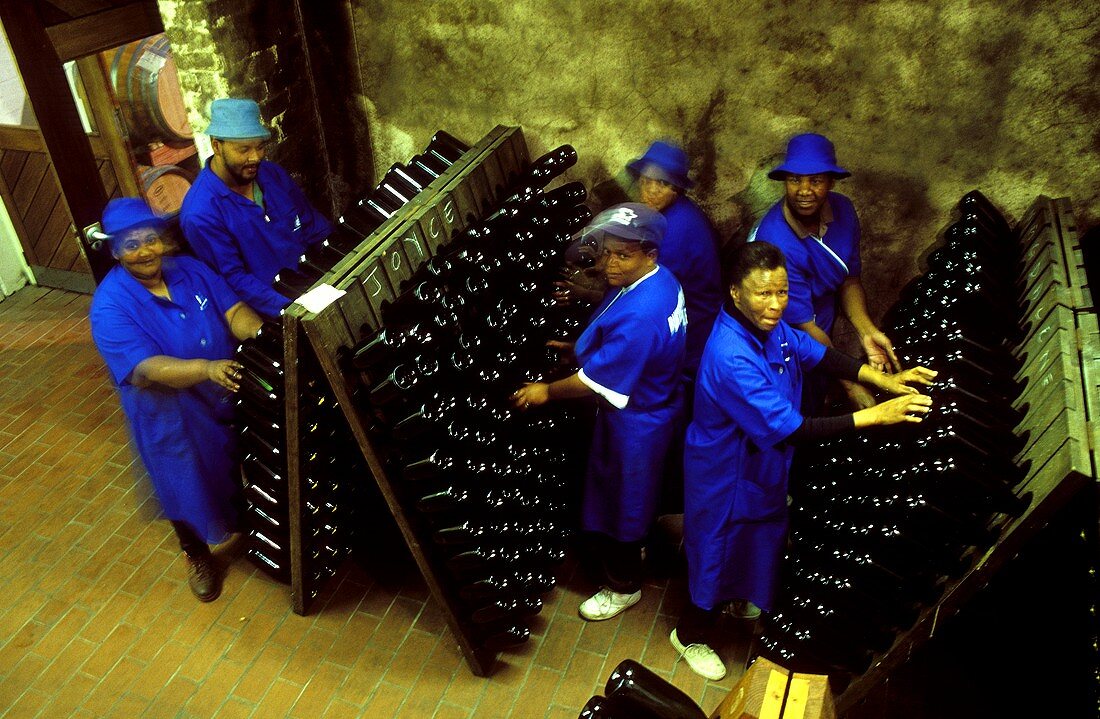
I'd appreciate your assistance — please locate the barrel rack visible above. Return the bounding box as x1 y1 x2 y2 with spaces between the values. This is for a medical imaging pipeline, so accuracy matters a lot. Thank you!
836 195 1098 712
273 125 528 676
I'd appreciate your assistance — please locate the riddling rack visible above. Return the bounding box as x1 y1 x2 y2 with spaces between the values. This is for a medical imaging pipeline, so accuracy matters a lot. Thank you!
282 126 533 675
835 194 1097 712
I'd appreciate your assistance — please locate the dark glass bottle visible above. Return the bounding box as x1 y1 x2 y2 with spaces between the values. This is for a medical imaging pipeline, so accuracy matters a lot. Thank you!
604 659 708 719
246 545 290 583
244 481 284 518
417 487 566 517
298 241 346 277
478 622 530 651
241 453 285 492
434 520 558 545
235 400 283 445
468 594 543 624
244 499 285 533
458 570 556 602
236 341 284 388
445 543 567 574
272 267 318 298
761 612 873 676
234 366 282 410
253 320 283 355
339 203 385 240
537 181 588 211
512 145 577 189
239 425 286 471
427 130 469 164
391 394 461 442
578 694 637 719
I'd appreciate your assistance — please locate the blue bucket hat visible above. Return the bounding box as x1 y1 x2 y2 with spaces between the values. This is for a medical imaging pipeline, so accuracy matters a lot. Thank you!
626 140 695 189
582 202 668 247
768 133 850 180
101 198 166 253
205 98 272 140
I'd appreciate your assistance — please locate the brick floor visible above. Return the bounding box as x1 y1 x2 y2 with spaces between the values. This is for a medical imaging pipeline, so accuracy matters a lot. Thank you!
0 286 751 718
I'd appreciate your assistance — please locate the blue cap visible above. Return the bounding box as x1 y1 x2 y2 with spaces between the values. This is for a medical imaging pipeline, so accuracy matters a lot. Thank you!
204 98 272 140
583 203 668 247
102 197 165 247
626 140 694 189
768 133 850 180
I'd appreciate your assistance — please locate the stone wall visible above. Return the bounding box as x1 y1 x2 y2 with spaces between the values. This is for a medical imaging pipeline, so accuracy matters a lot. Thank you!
350 0 1100 326
159 0 1098 326
158 0 373 218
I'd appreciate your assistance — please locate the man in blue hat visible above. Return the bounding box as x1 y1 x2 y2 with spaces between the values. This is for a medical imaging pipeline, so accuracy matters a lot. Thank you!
749 133 900 410
90 198 264 602
511 203 687 622
180 98 332 319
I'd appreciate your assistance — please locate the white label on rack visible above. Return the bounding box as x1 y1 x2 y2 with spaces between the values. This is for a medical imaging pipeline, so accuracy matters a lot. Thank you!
292 283 346 313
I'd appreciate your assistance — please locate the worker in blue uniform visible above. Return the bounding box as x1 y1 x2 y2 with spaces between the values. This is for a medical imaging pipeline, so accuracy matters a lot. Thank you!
627 140 722 376
90 198 264 602
669 241 936 680
180 98 332 319
511 203 687 622
749 133 899 410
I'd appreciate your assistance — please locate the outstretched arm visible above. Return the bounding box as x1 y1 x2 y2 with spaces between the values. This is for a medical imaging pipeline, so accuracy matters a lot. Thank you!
839 276 900 373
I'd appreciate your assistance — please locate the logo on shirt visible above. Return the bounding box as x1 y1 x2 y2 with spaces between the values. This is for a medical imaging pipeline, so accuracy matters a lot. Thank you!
195 294 209 312
293 214 302 231
667 289 687 335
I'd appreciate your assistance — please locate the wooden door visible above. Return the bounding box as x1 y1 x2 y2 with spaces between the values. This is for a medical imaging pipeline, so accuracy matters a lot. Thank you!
0 0 164 286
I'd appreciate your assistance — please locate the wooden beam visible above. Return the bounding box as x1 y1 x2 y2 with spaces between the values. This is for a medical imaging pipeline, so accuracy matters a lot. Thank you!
0 0 113 282
45 1 164 63
76 54 140 197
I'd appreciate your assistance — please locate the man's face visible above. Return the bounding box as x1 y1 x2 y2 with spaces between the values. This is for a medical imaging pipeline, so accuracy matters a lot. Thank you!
602 237 656 287
731 266 789 332
638 173 679 213
784 173 834 220
213 138 267 185
114 227 165 282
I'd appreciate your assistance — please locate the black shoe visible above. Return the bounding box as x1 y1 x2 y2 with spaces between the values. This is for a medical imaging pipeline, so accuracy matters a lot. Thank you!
187 555 222 602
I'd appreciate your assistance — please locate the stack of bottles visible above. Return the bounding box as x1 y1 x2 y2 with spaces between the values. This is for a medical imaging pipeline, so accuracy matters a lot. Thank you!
755 190 1034 688
348 145 592 652
578 659 708 719
273 130 472 298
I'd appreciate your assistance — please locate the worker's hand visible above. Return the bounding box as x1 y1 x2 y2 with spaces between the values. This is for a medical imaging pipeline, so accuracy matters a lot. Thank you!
863 393 933 426
511 382 550 410
842 381 878 410
546 340 576 364
208 359 244 392
874 366 937 396
862 330 901 373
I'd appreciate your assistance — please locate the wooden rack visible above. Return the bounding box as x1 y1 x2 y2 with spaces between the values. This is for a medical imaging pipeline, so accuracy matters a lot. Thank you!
836 195 1098 712
277 126 529 676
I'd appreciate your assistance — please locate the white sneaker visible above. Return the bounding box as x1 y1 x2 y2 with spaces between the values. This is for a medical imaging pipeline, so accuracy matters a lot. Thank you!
578 587 641 621
724 599 761 620
670 629 727 681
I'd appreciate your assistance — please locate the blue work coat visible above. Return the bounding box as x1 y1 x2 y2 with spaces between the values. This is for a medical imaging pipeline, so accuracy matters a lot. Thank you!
683 308 825 611
658 196 723 375
180 160 332 319
90 256 242 544
576 265 687 542
750 193 862 335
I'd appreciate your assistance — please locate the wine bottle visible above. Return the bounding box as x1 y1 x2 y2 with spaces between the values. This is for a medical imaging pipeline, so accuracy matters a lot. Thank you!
511 145 577 189
434 520 558 545
339 203 384 239
468 594 543 624
458 570 556 602
417 487 566 517
391 394 462 442
478 622 530 651
246 544 290 583
604 659 708 719
427 130 469 164
272 267 318 298
446 543 567 574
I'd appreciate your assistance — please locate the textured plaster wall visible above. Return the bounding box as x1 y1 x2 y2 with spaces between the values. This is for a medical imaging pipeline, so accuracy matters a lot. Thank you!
157 0 372 218
352 0 1099 324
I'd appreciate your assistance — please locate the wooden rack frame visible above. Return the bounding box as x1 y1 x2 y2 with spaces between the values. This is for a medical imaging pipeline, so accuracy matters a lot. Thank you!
277 126 529 676
836 195 1098 712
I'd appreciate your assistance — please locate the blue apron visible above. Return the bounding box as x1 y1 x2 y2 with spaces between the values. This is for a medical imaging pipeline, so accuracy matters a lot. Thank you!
575 266 687 542
683 310 825 611
90 257 242 544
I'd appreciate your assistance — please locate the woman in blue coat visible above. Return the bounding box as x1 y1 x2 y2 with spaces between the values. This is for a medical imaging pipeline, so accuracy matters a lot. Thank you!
511 203 687 622
669 241 936 680
90 199 263 602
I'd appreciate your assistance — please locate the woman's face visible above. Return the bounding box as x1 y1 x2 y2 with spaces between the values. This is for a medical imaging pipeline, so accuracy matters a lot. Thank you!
638 174 679 212
731 266 789 332
115 227 165 282
602 237 656 287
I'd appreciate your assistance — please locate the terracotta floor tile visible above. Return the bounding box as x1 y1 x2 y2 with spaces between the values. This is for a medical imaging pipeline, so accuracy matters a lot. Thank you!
0 288 751 719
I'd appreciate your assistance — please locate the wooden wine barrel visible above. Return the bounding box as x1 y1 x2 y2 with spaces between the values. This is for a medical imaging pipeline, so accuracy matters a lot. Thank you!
138 164 192 216
107 35 193 147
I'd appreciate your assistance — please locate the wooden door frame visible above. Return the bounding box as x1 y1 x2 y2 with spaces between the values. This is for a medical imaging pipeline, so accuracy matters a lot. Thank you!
0 0 164 284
